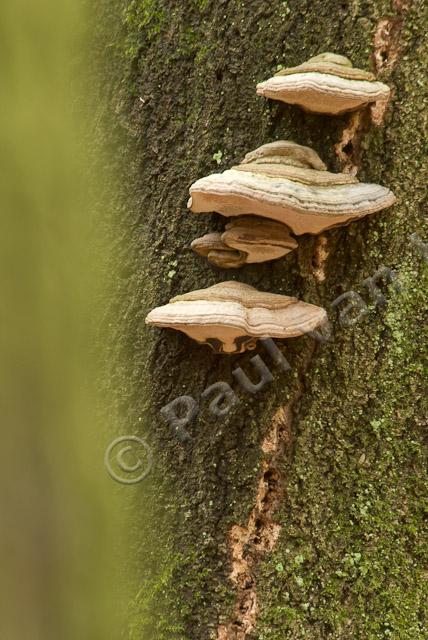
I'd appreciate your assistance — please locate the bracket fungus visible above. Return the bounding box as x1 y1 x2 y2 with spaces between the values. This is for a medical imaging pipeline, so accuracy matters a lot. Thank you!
188 140 395 235
191 216 298 268
256 53 391 115
145 281 327 354
190 232 246 269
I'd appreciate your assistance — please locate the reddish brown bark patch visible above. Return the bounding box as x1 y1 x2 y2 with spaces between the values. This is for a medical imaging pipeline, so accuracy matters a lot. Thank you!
372 0 411 123
217 393 301 639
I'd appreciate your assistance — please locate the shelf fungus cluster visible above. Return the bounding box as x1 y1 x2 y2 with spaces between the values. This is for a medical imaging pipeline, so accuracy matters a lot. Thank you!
256 53 391 115
191 216 298 268
145 281 327 354
145 53 395 354
188 140 395 237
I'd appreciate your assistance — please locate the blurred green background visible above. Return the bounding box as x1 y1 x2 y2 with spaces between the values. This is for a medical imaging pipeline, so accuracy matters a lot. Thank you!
0 1 132 637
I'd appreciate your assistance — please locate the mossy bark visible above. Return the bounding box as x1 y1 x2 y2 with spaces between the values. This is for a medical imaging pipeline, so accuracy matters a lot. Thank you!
99 1 427 638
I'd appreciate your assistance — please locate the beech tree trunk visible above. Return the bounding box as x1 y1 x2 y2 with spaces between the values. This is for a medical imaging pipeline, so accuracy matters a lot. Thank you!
99 1 427 638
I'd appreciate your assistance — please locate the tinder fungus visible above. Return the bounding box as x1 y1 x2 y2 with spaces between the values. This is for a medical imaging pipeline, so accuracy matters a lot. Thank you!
256 53 391 115
188 140 395 235
191 216 298 268
145 281 327 354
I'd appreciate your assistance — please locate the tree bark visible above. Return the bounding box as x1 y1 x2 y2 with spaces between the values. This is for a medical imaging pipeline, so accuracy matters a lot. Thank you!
101 1 428 638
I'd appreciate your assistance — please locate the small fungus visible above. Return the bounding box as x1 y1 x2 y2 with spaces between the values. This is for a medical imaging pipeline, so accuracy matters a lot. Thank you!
145 281 327 354
188 141 395 235
190 232 246 269
191 216 298 268
256 52 391 115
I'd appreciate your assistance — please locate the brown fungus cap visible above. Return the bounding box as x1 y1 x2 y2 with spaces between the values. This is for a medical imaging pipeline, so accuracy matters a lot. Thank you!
241 140 327 171
191 232 246 269
256 52 390 115
233 162 358 186
275 53 375 81
188 141 396 235
191 217 297 269
145 281 327 354
222 216 298 263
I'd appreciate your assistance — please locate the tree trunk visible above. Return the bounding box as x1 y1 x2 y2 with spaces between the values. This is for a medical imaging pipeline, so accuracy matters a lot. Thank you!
102 1 427 638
